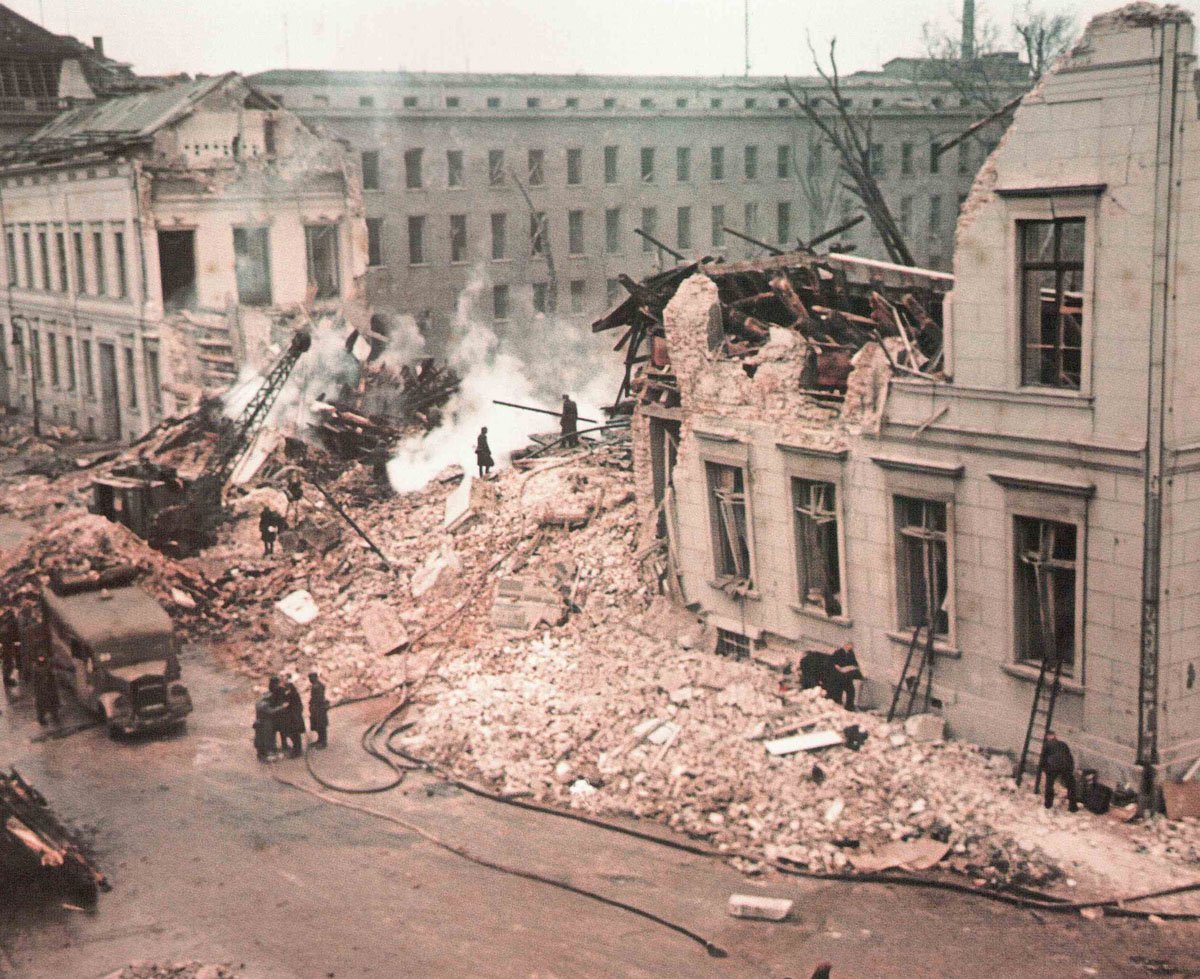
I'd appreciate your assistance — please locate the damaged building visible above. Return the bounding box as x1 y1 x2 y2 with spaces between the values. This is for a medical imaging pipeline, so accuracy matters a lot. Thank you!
606 4 1200 791
0 72 367 440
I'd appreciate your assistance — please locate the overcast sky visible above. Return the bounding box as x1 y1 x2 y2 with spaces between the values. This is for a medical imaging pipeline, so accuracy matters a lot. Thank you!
11 0 1190 78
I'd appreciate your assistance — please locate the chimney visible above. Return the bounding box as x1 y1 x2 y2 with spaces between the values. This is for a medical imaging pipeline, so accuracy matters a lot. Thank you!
92 36 105 58
961 0 975 61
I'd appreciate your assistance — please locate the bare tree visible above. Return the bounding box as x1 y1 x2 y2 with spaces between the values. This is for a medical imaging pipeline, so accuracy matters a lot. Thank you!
1013 4 1076 80
783 39 914 266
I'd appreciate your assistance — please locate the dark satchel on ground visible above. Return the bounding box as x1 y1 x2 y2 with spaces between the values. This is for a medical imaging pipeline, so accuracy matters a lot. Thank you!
1081 770 1112 815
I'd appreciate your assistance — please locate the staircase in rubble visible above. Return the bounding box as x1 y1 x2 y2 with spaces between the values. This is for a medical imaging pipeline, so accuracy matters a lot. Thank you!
191 304 244 390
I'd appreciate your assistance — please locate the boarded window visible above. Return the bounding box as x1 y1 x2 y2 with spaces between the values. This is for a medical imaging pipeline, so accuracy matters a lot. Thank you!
366 218 383 267
605 207 620 254
407 216 425 265
568 210 584 255
792 478 842 616
450 214 467 263
361 150 380 190
1019 217 1084 389
1014 516 1079 673
488 150 505 186
566 148 582 185
530 212 548 256
404 148 423 189
894 496 950 637
528 149 545 185
304 224 340 298
490 213 506 260
233 227 272 304
706 462 752 584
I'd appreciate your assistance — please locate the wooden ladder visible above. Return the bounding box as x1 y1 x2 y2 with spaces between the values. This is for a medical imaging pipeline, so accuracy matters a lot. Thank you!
1016 654 1065 786
887 622 937 723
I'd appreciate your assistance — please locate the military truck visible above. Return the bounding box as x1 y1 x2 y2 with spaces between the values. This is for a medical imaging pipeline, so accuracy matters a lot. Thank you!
40 566 192 736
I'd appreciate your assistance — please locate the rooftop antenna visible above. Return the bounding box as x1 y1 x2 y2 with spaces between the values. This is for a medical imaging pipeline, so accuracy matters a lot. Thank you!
743 0 750 77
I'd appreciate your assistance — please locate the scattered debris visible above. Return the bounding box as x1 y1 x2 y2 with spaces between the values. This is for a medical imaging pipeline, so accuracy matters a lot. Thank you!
727 893 794 921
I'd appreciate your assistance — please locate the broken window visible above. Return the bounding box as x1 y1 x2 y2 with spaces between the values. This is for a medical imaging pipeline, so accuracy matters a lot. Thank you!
676 147 691 182
449 214 467 263
706 462 752 585
156 229 194 309
640 207 657 253
112 230 128 299
529 212 548 257
792 479 842 616
366 218 384 267
640 147 655 183
777 144 790 179
568 210 584 255
711 146 725 181
233 226 272 305
54 231 67 292
1019 218 1084 390
895 496 950 637
404 148 423 189
304 224 340 299
677 206 692 251
648 417 680 539
715 628 751 660
901 141 914 176
491 213 506 260
493 284 509 321
711 205 725 247
570 279 584 314
361 150 380 190
407 216 426 265
528 149 545 186
488 150 505 186
744 144 758 180
1015 516 1079 674
605 207 621 254
566 148 582 185
777 202 791 245
604 145 618 184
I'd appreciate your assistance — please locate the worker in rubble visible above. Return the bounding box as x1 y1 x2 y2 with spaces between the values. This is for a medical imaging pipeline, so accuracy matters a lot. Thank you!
0 607 18 690
1039 730 1080 813
284 475 304 522
253 689 277 762
560 394 579 448
308 671 329 748
259 506 284 557
827 641 863 711
475 427 494 478
280 675 306 758
32 653 59 726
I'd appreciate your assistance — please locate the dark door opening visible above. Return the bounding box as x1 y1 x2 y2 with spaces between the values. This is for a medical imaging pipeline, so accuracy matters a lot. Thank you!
157 229 197 310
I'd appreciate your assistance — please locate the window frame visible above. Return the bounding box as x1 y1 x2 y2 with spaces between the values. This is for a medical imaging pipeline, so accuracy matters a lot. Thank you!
1016 215 1088 392
1011 512 1085 678
232 225 273 305
704 459 755 587
791 476 846 618
303 223 341 299
891 493 956 645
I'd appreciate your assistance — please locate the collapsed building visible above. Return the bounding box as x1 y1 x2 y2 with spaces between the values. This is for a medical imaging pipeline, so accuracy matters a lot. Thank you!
602 4 1200 793
0 72 367 441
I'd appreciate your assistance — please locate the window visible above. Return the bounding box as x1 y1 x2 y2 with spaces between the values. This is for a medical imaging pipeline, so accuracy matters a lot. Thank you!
640 207 657 252
640 97 654 109
407 215 426 265
54 231 67 291
80 339 93 398
710 97 722 108
304 224 340 298
21 229 32 289
603 97 616 109
744 202 758 237
37 228 50 290
869 143 885 177
493 283 510 321
744 97 757 109
744 144 758 180
777 202 791 245
113 229 127 298
606 278 621 306
604 145 618 184
403 96 418 108
565 97 579 108
5 230 15 286
1019 218 1084 389
605 207 621 254
675 97 688 109
526 97 541 108
359 95 375 108
706 462 752 584
487 96 501 109
929 141 941 175
711 146 725 180
716 628 751 660
528 149 544 185
900 196 913 236
447 150 464 188
958 141 971 175
491 212 507 260
929 195 942 235
404 148 423 189
712 205 725 247
65 339 75 391
144 345 162 415
155 229 192 308
366 218 384 267
489 150 505 186
71 229 84 293
566 148 582 185
808 142 824 176
532 282 549 315
676 206 692 251
29 328 40 382
778 97 790 108
777 144 791 179
792 479 842 616
640 147 655 182
530 212 547 256
361 150 380 190
568 210 584 255
446 96 460 108
449 214 467 263
233 226 272 304
123 346 138 409
47 332 59 387
676 146 691 182
569 279 585 314
894 496 950 637
312 95 329 107
901 142 914 176
1014 516 1079 674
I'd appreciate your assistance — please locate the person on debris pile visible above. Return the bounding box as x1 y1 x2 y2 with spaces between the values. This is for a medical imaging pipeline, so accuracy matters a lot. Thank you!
560 394 579 448
0 608 18 690
475 427 494 478
253 690 277 762
827 642 864 711
259 506 285 557
308 671 329 748
280 675 306 758
284 475 304 522
32 653 59 726
1039 730 1079 813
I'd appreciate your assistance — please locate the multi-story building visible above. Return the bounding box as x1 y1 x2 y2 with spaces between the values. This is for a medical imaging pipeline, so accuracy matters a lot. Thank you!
250 59 1029 349
615 5 1200 793
0 73 366 440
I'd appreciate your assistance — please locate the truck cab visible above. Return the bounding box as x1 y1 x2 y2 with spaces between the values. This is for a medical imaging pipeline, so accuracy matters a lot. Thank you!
40 567 192 736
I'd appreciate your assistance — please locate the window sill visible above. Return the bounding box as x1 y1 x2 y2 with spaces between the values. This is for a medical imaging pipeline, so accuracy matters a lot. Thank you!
491 258 512 264
707 577 760 601
1002 662 1084 694
408 263 430 268
789 603 853 628
1016 384 1087 400
885 630 961 658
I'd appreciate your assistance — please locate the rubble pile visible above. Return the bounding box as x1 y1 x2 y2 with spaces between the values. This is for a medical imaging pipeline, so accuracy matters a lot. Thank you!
101 963 240 979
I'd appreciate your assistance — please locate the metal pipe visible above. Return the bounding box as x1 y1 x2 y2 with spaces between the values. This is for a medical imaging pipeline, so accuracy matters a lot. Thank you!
305 474 391 569
806 214 866 249
632 227 685 262
492 399 598 424
720 225 784 256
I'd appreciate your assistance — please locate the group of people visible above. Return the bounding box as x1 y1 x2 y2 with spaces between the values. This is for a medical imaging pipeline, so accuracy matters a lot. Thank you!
253 671 329 761
473 393 581 479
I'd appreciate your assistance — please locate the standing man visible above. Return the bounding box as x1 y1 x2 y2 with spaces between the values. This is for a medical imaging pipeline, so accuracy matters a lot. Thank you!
827 641 864 711
475 427 494 478
32 653 59 726
260 507 284 557
1039 730 1080 812
560 394 579 448
253 689 276 762
308 671 329 748
1 608 18 690
284 475 304 522
281 675 306 758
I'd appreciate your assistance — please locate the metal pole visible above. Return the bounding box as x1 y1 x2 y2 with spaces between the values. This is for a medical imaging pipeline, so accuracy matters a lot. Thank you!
492 399 598 425
632 227 685 262
721 225 784 256
306 475 391 569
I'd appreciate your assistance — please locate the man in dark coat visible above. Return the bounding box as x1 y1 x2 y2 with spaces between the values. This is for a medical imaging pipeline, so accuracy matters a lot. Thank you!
827 642 864 711
475 427 494 478
32 653 59 726
560 394 579 448
280 675 306 758
253 692 277 762
308 671 329 748
1039 730 1079 812
1 608 18 689
260 507 284 556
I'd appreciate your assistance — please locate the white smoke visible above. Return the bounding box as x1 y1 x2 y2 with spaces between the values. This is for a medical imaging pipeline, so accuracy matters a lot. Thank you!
386 268 620 494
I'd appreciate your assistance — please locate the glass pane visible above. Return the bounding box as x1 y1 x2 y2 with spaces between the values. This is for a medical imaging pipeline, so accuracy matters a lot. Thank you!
1022 268 1057 385
1059 218 1085 265
1021 220 1054 264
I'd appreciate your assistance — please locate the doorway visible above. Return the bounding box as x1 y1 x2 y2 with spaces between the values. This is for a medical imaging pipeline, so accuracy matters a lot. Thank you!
157 229 197 310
